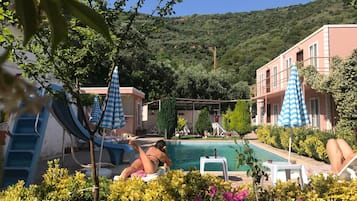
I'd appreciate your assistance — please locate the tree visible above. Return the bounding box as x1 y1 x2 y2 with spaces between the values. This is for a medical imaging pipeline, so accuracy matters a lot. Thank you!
222 107 233 131
0 0 112 115
1 0 181 200
230 100 251 136
1 1 111 199
301 49 357 143
195 107 212 135
157 97 177 138
177 116 187 131
344 0 357 8
174 64 248 100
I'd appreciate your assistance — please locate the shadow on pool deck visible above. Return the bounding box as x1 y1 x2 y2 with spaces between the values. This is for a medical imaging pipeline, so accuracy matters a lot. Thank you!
34 135 331 187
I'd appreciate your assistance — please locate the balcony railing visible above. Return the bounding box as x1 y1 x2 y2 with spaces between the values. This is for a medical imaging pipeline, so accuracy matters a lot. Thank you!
254 57 332 98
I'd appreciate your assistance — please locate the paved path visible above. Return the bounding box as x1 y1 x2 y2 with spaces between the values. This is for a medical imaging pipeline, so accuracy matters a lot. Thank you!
34 135 331 186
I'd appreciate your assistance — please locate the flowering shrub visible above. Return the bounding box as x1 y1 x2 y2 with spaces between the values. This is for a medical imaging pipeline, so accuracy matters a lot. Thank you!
193 185 249 201
256 125 335 162
109 170 238 200
1 159 357 200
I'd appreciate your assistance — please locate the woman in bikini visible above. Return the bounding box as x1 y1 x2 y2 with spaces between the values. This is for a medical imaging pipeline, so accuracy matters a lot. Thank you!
119 139 172 179
326 138 357 174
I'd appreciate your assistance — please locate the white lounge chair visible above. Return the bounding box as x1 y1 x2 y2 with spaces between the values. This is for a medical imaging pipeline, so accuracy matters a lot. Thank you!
113 166 167 182
338 155 357 180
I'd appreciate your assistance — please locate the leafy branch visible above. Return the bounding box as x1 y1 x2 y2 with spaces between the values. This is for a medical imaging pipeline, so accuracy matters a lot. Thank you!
233 139 269 200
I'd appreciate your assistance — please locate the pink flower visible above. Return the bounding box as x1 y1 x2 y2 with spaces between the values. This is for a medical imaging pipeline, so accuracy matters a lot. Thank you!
223 192 233 200
209 186 217 197
234 194 244 201
194 196 203 201
231 190 249 201
241 189 249 197
297 199 303 201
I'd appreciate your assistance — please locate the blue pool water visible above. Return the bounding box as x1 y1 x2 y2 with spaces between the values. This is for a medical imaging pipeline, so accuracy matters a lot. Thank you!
167 141 287 171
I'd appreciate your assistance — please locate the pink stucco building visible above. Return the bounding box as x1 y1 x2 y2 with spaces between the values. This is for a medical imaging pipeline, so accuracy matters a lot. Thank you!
80 87 145 135
252 24 357 131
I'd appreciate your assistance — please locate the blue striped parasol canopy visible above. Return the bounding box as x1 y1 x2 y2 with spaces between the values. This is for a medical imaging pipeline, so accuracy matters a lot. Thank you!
101 66 126 130
278 64 310 162
89 96 101 125
97 66 126 170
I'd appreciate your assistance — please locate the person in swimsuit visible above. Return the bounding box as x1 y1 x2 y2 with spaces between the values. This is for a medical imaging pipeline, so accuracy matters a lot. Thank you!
326 138 357 174
119 139 172 179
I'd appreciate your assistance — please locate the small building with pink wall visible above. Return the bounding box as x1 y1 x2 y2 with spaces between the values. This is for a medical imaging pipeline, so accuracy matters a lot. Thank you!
80 87 145 135
252 24 357 131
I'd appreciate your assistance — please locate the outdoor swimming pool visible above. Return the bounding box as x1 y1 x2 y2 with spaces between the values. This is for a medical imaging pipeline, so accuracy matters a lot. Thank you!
167 141 287 171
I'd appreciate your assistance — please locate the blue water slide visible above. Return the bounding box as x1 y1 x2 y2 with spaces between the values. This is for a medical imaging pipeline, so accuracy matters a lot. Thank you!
1 90 50 188
50 90 134 166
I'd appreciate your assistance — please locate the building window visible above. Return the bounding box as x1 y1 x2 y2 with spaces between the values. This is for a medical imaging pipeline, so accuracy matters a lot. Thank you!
267 104 271 123
273 66 277 88
296 50 304 63
309 43 318 67
285 57 292 81
310 98 320 128
273 104 279 125
266 69 270 93
259 73 264 95
137 103 142 127
260 106 264 124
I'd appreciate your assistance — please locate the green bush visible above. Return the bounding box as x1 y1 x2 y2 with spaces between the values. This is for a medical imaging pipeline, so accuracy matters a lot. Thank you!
279 128 290 151
0 160 249 201
269 126 281 148
157 97 177 138
222 107 233 131
195 107 211 135
176 116 187 131
267 174 357 200
256 125 339 162
230 100 251 135
256 125 270 144
2 158 357 201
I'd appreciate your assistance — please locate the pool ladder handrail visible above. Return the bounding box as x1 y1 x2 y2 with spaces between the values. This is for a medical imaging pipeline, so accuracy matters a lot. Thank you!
34 88 46 136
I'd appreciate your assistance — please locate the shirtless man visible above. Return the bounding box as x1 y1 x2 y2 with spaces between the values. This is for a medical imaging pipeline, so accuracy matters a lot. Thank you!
119 139 172 179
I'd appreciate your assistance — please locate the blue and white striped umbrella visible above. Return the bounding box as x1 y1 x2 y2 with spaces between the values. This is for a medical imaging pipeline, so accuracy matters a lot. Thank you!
89 96 101 125
278 64 310 162
278 64 310 127
100 66 126 129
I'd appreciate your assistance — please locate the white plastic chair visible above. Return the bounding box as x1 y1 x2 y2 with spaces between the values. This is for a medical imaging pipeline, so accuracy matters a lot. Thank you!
338 155 357 180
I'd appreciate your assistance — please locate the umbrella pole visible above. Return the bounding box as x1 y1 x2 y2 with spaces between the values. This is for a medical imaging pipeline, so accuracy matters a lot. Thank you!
288 127 292 163
98 129 106 171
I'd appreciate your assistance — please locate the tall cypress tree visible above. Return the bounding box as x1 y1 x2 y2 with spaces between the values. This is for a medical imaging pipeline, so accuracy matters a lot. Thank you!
157 97 177 138
230 100 251 135
195 107 212 135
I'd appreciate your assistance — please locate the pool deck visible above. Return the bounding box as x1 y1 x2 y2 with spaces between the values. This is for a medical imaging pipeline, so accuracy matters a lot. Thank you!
34 134 331 187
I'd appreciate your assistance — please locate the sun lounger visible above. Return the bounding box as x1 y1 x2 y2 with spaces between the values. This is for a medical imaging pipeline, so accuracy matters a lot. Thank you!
50 87 135 165
338 155 357 180
113 166 167 182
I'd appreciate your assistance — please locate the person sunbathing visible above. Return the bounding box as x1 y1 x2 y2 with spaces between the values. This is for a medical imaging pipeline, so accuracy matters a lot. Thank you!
119 139 172 179
326 138 357 174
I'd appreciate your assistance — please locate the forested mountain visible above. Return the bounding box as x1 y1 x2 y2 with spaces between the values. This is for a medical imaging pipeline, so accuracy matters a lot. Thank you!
146 0 357 85
81 0 356 101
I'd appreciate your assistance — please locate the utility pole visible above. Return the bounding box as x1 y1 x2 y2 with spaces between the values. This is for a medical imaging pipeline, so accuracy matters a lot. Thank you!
213 46 217 72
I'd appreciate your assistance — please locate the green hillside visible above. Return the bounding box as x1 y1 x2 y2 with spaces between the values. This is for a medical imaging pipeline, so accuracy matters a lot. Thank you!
147 0 357 84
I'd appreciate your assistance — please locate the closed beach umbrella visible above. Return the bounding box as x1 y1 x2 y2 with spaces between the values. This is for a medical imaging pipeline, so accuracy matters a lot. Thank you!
89 96 101 125
101 66 126 129
97 66 126 170
278 64 310 162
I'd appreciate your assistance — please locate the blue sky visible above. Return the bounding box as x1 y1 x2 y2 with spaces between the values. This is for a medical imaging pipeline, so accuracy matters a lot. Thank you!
109 0 314 16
